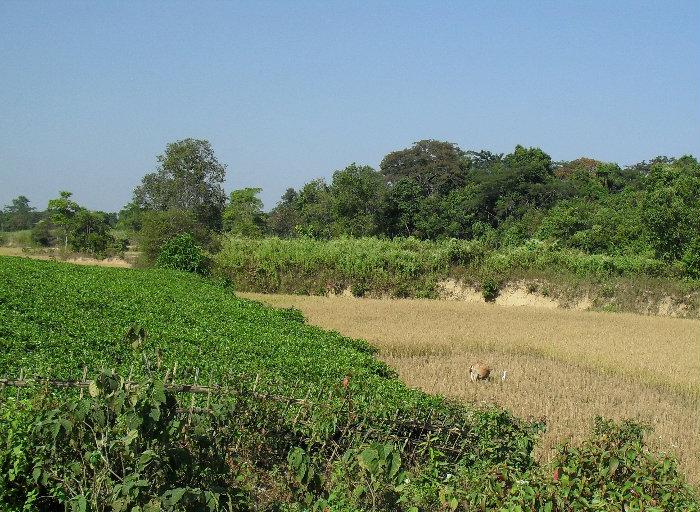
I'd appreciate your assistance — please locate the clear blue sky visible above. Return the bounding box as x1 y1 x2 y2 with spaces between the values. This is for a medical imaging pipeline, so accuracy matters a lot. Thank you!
1 0 699 212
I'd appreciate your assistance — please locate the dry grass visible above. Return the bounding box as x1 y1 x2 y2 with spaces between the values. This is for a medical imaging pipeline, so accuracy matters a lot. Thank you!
242 292 700 485
0 247 133 268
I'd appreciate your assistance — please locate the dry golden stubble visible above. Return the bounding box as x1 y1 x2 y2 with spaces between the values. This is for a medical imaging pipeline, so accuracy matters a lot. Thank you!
383 351 699 484
241 292 700 485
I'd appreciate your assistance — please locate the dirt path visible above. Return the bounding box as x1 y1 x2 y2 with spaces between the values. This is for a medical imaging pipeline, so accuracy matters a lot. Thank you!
0 247 134 268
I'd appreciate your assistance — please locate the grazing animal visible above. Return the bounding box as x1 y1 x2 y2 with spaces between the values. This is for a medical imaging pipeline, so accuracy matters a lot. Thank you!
469 363 491 382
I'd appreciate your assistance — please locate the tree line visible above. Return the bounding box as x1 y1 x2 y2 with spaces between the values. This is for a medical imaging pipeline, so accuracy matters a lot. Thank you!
3 138 699 276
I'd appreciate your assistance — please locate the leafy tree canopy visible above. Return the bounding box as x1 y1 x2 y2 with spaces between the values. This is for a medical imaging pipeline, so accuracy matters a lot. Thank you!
330 164 385 237
295 179 334 239
380 139 467 196
268 188 301 238
46 191 117 256
138 210 211 264
223 187 267 237
1 195 38 231
133 139 227 230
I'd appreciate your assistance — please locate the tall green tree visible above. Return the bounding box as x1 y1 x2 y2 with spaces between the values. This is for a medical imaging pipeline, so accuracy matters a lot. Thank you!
503 145 553 184
380 139 467 196
47 191 81 250
295 179 334 238
46 191 117 255
133 139 227 230
223 188 267 237
470 145 556 224
642 156 700 263
330 164 386 236
268 188 301 237
380 178 424 237
1 195 36 231
69 210 117 255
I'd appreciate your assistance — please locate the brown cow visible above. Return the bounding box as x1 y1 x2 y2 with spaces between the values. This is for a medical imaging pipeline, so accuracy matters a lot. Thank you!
469 362 491 382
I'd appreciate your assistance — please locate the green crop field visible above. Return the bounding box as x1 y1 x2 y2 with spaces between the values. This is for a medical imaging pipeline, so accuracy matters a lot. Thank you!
0 255 697 511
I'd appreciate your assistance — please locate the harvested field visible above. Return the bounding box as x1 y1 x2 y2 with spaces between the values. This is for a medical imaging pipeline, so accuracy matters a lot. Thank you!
242 292 700 485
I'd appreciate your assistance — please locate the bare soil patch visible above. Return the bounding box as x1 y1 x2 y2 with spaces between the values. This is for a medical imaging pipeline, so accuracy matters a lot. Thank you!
0 247 133 268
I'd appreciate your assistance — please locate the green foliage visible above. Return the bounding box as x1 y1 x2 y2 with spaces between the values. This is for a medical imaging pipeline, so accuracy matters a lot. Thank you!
45 191 119 256
116 201 144 232
268 188 301 238
380 139 467 196
642 156 700 263
1 374 251 511
294 179 335 239
481 276 500 302
68 209 119 256
330 164 386 237
30 219 55 247
156 233 210 275
681 237 700 279
214 236 685 302
48 190 81 249
381 178 424 237
325 442 406 509
138 210 210 265
493 417 700 511
214 236 462 297
0 196 40 231
222 187 267 237
133 139 227 230
264 144 699 279
0 399 35 510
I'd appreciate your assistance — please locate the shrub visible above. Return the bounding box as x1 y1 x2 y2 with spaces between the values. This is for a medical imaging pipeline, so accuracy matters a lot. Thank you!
67 210 116 256
30 219 55 247
351 281 368 297
499 418 700 510
155 233 210 274
139 210 210 264
481 276 500 302
681 237 700 279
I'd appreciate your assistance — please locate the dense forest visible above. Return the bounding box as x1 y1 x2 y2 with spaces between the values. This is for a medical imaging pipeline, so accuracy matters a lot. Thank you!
2 138 699 278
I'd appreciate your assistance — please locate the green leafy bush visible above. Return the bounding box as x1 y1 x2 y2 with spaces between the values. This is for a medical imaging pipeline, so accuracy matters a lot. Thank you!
0 374 252 511
681 238 700 279
29 219 55 247
481 276 500 302
495 417 700 511
156 233 210 274
138 210 210 265
67 209 117 256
